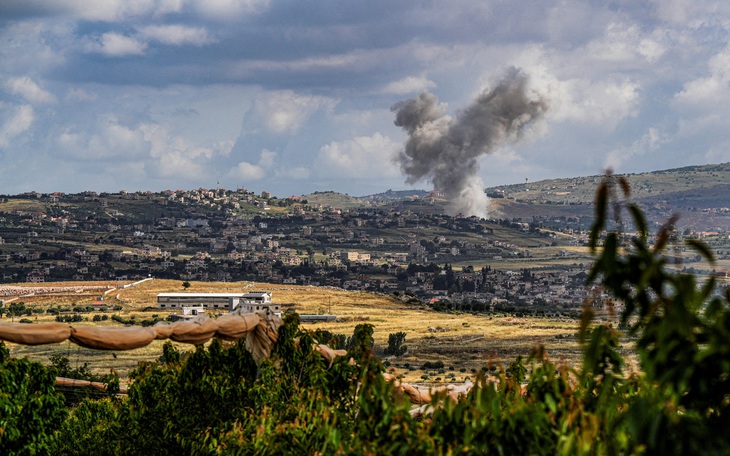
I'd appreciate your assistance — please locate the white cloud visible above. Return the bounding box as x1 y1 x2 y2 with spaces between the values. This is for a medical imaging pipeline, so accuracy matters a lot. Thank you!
213 140 234 157
381 75 437 95
648 0 730 24
6 77 57 104
137 25 214 46
316 133 400 178
675 43 730 108
581 22 665 68
53 0 183 21
152 150 205 179
253 91 336 134
604 128 664 171
231 161 265 180
258 148 276 167
0 105 34 148
139 123 212 179
522 64 640 130
229 148 277 181
86 33 147 56
191 0 270 20
57 116 147 159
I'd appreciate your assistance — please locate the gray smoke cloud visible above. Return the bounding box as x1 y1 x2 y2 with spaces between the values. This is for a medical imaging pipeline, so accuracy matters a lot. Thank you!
392 67 548 218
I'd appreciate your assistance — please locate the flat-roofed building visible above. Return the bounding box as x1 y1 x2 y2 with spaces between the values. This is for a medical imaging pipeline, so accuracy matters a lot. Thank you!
157 291 279 315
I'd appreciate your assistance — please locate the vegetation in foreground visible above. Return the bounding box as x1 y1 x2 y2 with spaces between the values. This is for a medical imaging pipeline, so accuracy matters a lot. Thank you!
1 175 729 455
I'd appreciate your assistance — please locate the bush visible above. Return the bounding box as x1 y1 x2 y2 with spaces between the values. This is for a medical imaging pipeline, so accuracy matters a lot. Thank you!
421 360 444 370
0 343 66 454
385 331 407 357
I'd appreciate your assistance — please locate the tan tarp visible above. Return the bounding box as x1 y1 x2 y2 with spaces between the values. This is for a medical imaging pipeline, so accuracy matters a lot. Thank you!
151 322 175 340
0 314 273 350
0 312 286 366
70 326 157 350
382 373 477 405
55 376 128 394
0 322 72 345
215 314 260 341
169 318 219 345
245 312 280 362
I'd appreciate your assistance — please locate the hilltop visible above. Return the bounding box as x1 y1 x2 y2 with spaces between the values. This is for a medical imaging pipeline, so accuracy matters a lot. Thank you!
486 162 730 230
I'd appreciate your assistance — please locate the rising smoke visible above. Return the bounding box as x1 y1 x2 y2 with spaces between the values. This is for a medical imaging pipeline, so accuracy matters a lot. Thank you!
392 67 547 218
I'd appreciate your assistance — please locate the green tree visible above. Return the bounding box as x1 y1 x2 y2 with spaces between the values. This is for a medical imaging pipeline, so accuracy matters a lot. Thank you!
0 342 67 454
385 331 407 357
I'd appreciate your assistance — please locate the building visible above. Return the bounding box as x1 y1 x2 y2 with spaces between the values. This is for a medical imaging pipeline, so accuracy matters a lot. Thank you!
156 291 280 315
341 251 371 262
170 306 206 322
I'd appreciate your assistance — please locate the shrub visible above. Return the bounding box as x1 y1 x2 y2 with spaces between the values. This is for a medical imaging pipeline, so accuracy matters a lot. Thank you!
385 331 407 357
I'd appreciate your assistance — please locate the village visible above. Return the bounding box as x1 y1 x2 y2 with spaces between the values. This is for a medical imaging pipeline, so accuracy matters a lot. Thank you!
0 186 727 316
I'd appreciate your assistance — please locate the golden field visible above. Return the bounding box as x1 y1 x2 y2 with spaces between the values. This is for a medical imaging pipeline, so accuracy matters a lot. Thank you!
1 279 627 383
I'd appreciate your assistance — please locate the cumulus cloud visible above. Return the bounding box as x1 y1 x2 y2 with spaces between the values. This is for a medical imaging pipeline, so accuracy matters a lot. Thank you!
252 91 336 134
582 22 666 68
57 116 148 160
140 123 220 179
86 32 148 56
381 75 437 95
229 149 277 181
137 25 214 46
604 128 664 170
0 105 35 148
675 43 730 108
6 77 57 104
152 150 205 179
316 133 401 178
231 161 265 180
523 66 640 130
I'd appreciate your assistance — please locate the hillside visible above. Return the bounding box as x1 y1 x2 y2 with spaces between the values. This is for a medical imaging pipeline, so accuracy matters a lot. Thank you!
488 162 730 205
486 162 730 230
300 191 371 209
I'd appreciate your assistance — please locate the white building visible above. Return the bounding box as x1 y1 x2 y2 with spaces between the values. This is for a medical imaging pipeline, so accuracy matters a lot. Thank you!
157 291 279 315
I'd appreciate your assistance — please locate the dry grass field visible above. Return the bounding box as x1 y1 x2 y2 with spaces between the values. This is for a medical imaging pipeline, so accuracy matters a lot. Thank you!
1 279 625 383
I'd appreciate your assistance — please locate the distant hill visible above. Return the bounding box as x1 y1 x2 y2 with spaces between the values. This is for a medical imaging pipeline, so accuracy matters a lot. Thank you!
486 163 730 230
356 189 431 203
299 191 371 209
299 164 729 229
487 163 730 206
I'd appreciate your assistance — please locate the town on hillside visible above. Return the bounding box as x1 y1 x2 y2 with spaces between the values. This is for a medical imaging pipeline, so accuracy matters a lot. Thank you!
1 177 728 316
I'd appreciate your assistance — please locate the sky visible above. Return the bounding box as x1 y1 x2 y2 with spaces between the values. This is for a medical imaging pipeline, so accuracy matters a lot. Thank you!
1 0 730 198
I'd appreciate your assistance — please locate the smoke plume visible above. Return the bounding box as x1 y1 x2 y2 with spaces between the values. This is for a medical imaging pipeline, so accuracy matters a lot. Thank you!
392 67 547 218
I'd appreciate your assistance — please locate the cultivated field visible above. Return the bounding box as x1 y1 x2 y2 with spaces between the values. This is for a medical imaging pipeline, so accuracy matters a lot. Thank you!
1 279 631 383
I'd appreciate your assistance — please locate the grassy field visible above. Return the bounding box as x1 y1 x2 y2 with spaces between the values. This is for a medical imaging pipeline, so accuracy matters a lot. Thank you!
1 279 624 383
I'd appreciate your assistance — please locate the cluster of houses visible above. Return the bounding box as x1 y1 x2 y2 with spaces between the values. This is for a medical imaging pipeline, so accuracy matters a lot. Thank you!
1 188 727 313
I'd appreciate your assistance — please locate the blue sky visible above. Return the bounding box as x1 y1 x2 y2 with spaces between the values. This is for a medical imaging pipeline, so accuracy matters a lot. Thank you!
1 0 729 197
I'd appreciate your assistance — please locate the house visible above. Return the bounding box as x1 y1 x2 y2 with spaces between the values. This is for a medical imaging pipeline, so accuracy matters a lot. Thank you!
170 306 206 322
